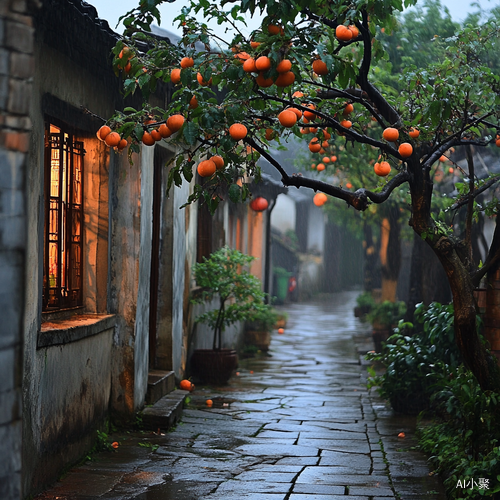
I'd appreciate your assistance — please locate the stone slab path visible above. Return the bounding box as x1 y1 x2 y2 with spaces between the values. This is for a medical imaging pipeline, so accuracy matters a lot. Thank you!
35 291 446 500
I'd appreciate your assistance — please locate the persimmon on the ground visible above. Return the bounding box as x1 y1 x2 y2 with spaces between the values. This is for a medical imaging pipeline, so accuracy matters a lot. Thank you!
343 103 354 115
167 114 185 132
243 58 257 72
336 25 353 42
206 399 213 407
255 56 271 71
398 142 413 158
179 379 194 391
229 123 248 140
278 109 297 127
309 137 321 153
256 72 274 87
158 124 172 138
276 59 292 73
180 57 194 68
409 128 420 138
374 160 391 176
275 71 295 87
278 328 285 334
312 59 328 75
340 119 352 128
211 155 224 170
197 159 217 177
170 68 181 84
97 125 111 141
313 192 328 206
317 163 325 171
105 131 121 147
142 131 155 146
383 127 399 142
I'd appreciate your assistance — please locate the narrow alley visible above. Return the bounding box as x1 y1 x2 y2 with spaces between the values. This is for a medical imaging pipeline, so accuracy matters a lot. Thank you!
36 292 445 500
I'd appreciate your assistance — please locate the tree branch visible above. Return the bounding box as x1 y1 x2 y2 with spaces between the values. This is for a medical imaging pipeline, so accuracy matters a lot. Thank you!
472 218 500 287
245 136 410 211
449 176 500 211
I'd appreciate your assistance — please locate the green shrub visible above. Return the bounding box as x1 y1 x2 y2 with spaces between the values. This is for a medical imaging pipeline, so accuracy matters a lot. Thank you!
419 367 500 498
366 302 461 414
367 300 406 329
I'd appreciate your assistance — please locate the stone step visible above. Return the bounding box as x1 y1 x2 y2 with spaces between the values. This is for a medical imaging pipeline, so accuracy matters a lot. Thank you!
142 390 188 431
145 370 176 405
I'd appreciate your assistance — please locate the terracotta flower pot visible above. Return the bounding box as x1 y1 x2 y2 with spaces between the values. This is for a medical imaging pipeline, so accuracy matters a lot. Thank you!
244 329 271 351
190 349 238 385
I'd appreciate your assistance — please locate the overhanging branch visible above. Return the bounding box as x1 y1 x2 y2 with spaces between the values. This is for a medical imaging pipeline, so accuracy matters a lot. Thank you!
245 137 410 211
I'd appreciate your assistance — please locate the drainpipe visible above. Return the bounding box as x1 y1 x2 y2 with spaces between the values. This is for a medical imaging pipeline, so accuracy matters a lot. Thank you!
264 198 276 304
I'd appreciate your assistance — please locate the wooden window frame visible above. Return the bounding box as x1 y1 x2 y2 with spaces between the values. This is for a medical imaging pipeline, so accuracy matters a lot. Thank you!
42 120 85 311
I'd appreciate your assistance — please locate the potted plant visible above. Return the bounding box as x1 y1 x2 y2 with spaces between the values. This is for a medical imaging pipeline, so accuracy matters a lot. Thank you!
244 305 279 352
367 300 406 352
274 310 289 329
190 246 270 384
354 291 375 319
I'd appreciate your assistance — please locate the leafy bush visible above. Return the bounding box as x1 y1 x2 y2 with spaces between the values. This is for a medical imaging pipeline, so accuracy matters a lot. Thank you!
356 291 376 309
419 367 500 498
367 300 406 329
366 302 461 414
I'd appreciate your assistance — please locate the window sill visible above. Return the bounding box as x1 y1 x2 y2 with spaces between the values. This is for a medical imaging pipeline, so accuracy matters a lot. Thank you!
38 314 116 348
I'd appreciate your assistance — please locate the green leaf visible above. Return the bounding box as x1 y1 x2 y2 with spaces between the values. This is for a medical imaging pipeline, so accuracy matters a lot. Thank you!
183 121 199 145
228 184 241 203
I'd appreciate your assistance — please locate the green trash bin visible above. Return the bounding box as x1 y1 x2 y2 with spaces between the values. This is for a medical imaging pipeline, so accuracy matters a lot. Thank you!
274 267 292 304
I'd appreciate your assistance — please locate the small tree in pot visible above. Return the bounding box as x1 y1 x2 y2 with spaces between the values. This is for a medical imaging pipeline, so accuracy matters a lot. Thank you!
191 246 271 384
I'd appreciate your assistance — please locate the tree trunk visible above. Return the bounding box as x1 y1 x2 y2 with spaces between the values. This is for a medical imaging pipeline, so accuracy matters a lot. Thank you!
363 222 380 292
405 232 425 324
379 205 401 302
432 245 500 392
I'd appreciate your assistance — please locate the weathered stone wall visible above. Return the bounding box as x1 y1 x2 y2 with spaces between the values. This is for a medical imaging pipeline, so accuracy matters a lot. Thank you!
0 1 37 498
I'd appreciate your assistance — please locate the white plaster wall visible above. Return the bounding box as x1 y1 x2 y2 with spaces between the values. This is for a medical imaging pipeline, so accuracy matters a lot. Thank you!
271 194 296 234
172 178 190 378
307 206 326 254
133 147 154 410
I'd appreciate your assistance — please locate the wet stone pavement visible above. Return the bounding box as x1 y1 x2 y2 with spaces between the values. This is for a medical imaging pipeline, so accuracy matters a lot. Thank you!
36 291 446 500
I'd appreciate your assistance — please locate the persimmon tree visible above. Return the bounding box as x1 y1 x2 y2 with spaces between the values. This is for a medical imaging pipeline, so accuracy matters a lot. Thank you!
101 0 500 391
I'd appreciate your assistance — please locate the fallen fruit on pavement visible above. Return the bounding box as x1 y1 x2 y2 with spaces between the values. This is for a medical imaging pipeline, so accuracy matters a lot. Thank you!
398 432 405 438
111 442 119 448
278 328 285 334
206 399 213 406
180 379 194 391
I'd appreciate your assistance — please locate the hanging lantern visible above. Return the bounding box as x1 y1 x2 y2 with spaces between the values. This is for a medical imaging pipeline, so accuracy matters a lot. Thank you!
250 196 269 212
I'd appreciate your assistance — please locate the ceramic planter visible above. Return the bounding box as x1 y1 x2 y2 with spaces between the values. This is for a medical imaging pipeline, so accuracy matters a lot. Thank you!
190 348 238 385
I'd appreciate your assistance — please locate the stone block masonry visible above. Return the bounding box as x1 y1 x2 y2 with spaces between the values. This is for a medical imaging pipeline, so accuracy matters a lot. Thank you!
0 1 38 499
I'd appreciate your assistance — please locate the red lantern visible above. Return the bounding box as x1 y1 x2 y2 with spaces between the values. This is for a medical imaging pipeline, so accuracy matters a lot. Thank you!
250 197 269 212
